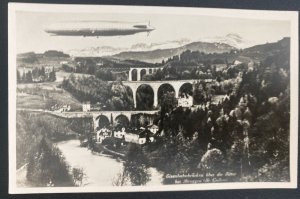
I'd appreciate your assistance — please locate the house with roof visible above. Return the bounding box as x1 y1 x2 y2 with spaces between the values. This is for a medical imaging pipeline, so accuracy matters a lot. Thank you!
178 94 193 107
138 128 155 144
147 124 159 135
96 127 112 143
114 127 127 139
82 102 91 112
213 64 228 72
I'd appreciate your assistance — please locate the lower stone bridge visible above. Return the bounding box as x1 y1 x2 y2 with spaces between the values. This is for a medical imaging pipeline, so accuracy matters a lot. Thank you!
18 108 158 132
44 110 158 131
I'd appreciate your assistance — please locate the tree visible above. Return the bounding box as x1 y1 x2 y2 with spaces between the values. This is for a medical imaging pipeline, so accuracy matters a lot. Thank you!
26 138 74 187
112 169 130 186
107 83 134 110
160 92 176 115
96 70 113 81
199 148 224 173
72 167 86 186
32 67 40 79
40 66 45 76
49 67 56 82
17 70 21 83
62 64 73 72
193 81 209 104
123 144 150 185
26 71 33 83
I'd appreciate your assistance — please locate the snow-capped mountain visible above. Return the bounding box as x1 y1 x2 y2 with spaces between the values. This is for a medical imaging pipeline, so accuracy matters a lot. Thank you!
67 46 125 57
67 34 251 58
112 41 236 63
130 38 191 51
201 33 254 49
67 38 191 57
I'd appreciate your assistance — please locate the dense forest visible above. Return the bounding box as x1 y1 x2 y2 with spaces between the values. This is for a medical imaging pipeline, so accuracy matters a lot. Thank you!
140 48 290 182
60 73 239 111
61 56 158 81
17 50 70 64
80 44 290 184
61 75 134 110
16 111 91 186
17 67 56 83
16 37 291 185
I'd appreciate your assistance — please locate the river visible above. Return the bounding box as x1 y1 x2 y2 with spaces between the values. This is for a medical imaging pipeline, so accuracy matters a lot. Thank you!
56 139 163 187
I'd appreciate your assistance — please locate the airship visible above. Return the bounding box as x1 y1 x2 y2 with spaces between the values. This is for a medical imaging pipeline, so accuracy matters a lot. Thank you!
44 20 155 37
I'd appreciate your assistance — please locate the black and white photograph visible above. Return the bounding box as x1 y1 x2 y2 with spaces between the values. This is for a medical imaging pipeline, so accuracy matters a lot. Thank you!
8 3 298 193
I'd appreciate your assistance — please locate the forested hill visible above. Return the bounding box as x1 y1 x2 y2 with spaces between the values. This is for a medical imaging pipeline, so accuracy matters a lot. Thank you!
17 50 70 63
17 50 155 69
163 37 290 65
111 38 289 64
112 41 237 63
241 37 290 62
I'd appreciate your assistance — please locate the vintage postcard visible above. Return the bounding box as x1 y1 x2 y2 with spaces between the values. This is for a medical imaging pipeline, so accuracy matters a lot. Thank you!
8 3 298 193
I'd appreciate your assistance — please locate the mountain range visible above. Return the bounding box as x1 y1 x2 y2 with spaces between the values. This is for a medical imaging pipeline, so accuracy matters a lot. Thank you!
67 38 192 58
111 35 289 63
19 34 289 66
17 37 290 70
67 34 253 61
201 33 254 49
111 41 236 63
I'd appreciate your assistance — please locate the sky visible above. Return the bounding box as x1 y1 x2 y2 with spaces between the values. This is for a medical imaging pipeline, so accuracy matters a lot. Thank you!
16 11 291 54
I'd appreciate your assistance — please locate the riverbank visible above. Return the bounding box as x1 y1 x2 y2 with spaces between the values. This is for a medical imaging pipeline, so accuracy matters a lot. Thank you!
56 139 163 187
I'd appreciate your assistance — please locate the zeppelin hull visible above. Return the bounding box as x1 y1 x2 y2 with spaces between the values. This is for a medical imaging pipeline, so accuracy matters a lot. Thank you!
45 21 155 37
47 29 150 37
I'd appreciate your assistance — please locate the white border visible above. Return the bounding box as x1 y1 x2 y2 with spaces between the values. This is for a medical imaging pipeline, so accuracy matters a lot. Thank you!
8 3 299 194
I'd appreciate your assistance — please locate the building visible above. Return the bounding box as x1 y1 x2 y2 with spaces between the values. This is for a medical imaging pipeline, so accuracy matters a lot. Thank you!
20 67 33 74
233 60 242 65
114 127 126 139
213 64 228 72
138 129 154 144
96 61 104 66
96 127 112 143
147 124 159 135
178 94 193 107
61 105 71 112
32 76 45 82
45 66 54 75
60 61 69 65
82 102 91 112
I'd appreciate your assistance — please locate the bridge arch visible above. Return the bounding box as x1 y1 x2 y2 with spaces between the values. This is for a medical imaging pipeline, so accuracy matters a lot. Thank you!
114 114 130 129
122 79 210 108
96 115 110 129
179 82 193 97
140 69 147 80
131 113 153 128
123 85 135 109
157 83 176 105
128 67 164 81
136 84 154 110
131 69 138 81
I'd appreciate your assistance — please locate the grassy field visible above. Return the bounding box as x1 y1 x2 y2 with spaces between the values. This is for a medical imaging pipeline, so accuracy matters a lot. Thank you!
16 70 96 111
17 83 82 111
17 56 73 69
17 93 48 109
56 71 94 82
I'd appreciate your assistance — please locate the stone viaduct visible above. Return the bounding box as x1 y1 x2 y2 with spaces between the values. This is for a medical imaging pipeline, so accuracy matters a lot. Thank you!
47 110 158 131
128 67 164 81
125 67 213 108
122 79 213 108
18 66 213 132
